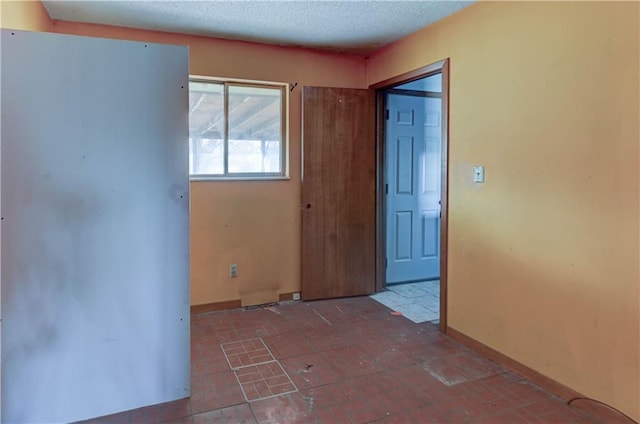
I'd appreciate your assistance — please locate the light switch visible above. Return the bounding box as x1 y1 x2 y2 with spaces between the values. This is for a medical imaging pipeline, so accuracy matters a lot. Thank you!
473 166 485 183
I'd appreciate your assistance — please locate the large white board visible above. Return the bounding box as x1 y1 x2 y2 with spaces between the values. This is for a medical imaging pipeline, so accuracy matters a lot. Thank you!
1 29 190 423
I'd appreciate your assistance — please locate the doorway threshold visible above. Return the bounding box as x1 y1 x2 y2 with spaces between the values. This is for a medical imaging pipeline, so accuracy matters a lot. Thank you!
370 280 439 323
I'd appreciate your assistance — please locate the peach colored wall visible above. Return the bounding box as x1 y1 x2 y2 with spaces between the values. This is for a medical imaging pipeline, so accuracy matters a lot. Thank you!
0 0 52 32
368 2 639 420
48 21 367 307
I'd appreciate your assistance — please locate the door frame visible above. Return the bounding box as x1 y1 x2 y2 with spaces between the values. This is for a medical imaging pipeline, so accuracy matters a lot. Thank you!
371 58 450 333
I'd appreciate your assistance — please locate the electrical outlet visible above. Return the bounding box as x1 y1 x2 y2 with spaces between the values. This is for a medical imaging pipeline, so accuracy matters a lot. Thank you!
473 166 485 183
229 264 238 278
292 292 301 301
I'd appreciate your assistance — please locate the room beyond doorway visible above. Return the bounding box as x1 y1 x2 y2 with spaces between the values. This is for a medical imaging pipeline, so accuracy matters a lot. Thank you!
385 74 442 285
383 73 443 322
371 280 440 323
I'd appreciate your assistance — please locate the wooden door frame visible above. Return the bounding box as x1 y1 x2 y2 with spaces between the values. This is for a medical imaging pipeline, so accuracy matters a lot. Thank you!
370 58 450 333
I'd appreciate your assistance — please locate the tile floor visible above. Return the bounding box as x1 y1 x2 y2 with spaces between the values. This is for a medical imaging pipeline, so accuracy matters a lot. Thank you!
82 296 606 424
370 281 440 323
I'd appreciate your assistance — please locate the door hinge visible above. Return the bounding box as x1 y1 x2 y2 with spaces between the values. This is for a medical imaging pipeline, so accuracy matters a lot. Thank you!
385 183 388 194
385 109 389 120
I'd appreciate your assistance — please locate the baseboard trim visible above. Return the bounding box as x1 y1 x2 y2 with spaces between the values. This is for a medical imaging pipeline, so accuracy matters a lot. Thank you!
191 299 241 314
191 293 298 314
446 327 635 424
446 327 581 400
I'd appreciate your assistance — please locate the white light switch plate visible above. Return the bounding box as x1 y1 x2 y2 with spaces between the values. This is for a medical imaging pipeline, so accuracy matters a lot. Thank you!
474 166 485 183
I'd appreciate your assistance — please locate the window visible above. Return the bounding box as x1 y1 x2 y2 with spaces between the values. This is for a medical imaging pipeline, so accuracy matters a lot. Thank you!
188 78 287 179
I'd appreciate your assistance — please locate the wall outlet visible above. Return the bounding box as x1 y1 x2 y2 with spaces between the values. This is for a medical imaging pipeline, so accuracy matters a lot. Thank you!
292 292 301 301
473 165 485 183
229 264 238 278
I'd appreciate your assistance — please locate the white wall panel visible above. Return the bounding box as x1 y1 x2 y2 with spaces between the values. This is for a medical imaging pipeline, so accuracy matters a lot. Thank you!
1 29 189 423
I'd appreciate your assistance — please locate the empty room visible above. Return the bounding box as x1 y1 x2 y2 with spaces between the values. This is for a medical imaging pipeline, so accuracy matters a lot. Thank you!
1 1 638 423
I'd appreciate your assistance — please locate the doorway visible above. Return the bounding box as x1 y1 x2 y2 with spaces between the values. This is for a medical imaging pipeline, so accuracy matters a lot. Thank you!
372 60 449 332
386 76 442 285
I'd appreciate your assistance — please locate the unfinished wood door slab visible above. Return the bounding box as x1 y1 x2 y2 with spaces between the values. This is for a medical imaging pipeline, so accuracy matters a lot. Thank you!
301 86 376 301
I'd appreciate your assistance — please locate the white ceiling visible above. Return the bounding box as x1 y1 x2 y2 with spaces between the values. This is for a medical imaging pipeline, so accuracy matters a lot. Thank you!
42 1 473 55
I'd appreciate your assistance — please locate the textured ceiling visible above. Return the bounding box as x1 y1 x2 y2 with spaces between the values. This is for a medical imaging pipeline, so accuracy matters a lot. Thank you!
42 1 473 55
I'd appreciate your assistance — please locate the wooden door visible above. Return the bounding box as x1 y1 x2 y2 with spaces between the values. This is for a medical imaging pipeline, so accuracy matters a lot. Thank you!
301 87 376 300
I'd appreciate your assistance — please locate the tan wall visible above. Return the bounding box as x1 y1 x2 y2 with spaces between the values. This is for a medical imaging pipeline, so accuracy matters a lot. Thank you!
0 0 53 32
368 2 639 420
50 21 367 307
1 8 367 307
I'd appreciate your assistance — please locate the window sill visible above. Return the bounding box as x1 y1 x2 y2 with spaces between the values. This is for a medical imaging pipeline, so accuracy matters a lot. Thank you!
190 175 291 182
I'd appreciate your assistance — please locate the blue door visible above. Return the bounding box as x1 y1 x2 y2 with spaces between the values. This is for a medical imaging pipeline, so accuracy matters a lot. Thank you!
386 93 442 283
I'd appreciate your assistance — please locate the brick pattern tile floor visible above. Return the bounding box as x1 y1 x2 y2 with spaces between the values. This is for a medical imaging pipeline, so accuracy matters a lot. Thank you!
222 339 275 369
236 360 298 401
80 296 609 424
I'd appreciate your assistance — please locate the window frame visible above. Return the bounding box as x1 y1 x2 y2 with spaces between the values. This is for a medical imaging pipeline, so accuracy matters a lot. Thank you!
188 75 289 181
